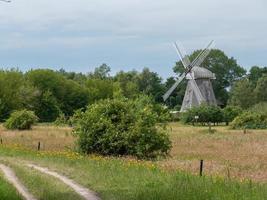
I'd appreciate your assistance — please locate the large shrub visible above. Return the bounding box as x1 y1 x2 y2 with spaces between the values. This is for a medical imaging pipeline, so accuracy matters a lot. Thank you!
4 110 38 130
231 111 267 129
181 104 224 125
222 106 242 125
73 98 171 158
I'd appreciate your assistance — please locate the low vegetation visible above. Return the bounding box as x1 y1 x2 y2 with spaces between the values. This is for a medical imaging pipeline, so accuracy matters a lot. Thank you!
0 144 266 200
4 110 38 130
1 123 266 182
0 174 22 200
181 104 242 126
6 162 83 200
231 111 267 129
73 98 171 158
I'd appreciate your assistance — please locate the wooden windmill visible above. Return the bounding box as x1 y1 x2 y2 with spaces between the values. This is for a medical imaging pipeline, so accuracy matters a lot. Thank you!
163 40 217 111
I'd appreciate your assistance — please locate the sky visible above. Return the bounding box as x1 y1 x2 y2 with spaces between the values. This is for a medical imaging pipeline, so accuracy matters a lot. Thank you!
0 0 266 78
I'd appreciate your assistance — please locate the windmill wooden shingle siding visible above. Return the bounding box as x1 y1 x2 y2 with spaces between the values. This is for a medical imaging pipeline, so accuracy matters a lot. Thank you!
181 66 216 112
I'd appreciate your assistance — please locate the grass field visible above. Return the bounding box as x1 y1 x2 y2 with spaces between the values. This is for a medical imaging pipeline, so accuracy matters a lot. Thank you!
0 173 22 200
0 123 266 199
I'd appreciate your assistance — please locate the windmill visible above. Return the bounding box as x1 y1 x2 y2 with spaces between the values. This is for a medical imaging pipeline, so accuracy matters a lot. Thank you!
163 40 217 112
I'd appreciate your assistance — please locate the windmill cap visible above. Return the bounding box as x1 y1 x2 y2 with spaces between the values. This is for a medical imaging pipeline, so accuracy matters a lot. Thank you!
186 66 216 79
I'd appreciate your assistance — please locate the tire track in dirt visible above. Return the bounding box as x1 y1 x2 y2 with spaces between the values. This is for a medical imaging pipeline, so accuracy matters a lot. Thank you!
27 164 100 200
0 164 37 200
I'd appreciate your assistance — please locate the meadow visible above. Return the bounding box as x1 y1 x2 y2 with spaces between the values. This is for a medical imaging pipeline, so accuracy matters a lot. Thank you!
0 123 266 199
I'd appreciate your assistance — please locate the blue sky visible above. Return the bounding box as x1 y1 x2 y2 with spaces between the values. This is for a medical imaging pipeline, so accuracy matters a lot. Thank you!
0 0 266 79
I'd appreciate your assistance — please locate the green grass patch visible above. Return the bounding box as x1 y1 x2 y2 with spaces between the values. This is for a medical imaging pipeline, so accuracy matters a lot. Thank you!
0 146 266 200
0 174 22 200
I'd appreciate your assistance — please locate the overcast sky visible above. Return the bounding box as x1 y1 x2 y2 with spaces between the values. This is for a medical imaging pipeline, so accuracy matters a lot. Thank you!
0 0 266 78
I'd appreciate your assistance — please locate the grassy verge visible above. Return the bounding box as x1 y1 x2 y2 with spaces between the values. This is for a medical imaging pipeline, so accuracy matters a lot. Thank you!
0 174 22 200
2 160 83 200
0 146 266 200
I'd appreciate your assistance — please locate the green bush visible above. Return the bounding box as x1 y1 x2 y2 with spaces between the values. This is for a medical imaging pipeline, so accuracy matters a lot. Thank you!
248 102 267 115
231 111 267 129
222 106 242 125
4 109 38 130
181 104 224 125
133 95 171 123
54 112 68 126
73 98 171 158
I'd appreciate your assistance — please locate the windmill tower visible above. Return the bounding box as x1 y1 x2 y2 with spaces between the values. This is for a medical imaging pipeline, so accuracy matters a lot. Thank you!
163 40 217 112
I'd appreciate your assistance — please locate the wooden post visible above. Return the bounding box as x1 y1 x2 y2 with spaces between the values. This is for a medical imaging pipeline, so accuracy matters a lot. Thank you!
0 138 2 145
200 160 204 176
208 122 212 133
227 167 230 179
37 142 40 151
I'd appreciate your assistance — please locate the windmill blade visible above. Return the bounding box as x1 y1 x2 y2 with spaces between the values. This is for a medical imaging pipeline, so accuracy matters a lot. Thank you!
173 42 191 68
163 72 186 101
191 40 214 67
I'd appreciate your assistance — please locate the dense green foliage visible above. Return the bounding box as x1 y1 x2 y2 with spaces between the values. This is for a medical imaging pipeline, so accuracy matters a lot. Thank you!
73 98 171 158
229 66 267 109
231 111 267 129
248 102 267 114
181 104 224 125
229 79 255 109
222 106 242 125
230 102 267 129
4 110 38 130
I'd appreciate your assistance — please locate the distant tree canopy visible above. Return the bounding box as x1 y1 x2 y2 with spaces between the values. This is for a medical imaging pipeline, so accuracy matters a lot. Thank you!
229 66 267 109
26 69 89 121
248 66 267 87
173 49 246 106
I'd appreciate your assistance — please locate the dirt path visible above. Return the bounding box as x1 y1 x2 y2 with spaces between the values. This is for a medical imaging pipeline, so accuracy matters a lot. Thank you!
27 164 100 200
0 164 37 200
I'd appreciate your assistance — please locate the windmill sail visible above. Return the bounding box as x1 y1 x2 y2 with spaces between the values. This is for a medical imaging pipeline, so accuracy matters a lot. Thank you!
163 73 185 101
173 42 204 102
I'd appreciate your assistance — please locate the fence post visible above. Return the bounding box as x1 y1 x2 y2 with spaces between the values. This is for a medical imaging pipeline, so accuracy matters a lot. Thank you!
37 141 41 151
200 160 204 176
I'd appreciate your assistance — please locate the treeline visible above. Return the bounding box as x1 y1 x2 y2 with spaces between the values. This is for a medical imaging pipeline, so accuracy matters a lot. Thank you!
0 64 167 122
0 49 266 123
229 66 267 109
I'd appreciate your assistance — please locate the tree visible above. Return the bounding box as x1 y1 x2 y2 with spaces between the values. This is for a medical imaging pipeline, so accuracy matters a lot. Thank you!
34 91 61 122
85 79 115 103
114 70 139 99
0 69 41 121
229 79 255 109
26 69 89 117
89 63 111 79
136 68 165 103
58 68 87 83
222 106 242 125
181 104 224 125
254 74 267 103
173 49 246 106
248 66 267 87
